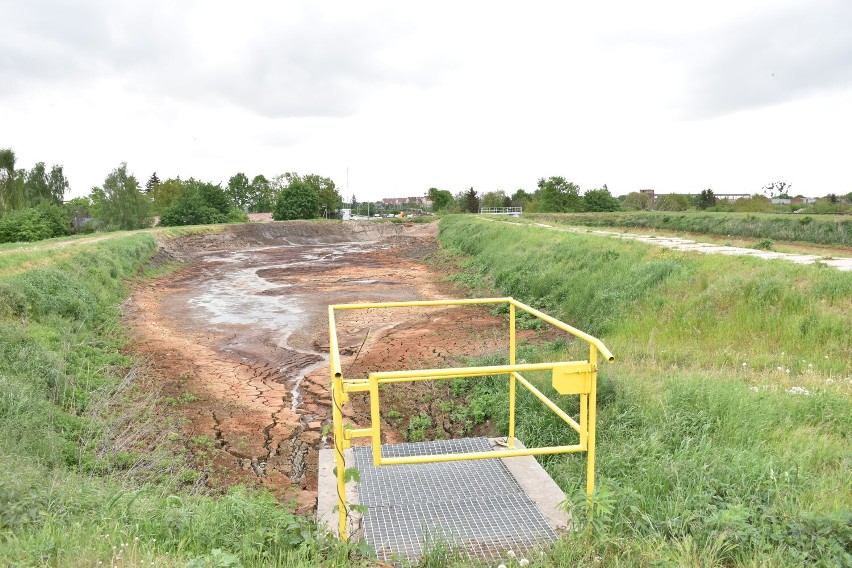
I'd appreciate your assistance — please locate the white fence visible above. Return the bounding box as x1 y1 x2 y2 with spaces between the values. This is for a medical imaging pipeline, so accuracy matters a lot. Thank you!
479 207 522 217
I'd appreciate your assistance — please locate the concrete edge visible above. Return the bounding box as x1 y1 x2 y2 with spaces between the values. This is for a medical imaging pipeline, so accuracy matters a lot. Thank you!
316 447 362 540
491 438 573 533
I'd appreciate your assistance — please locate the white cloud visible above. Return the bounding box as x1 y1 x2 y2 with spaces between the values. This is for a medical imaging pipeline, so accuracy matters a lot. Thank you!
1 0 850 200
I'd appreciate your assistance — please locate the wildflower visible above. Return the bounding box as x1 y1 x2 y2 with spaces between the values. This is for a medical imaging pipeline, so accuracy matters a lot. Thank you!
741 362 747 367
750 386 760 393
520 560 530 567
507 550 516 558
786 368 791 374
786 386 810 396
498 564 507 568
776 366 784 371
826 378 834 384
824 354 829 359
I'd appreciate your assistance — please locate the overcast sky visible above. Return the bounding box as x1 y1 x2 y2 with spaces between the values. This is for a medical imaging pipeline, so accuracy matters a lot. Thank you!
2 0 851 201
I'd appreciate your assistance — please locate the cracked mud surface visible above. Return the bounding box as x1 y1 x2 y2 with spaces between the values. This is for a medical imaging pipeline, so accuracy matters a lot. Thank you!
126 221 548 514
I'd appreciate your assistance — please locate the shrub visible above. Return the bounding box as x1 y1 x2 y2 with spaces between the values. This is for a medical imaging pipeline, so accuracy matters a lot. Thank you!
272 181 320 220
0 204 71 243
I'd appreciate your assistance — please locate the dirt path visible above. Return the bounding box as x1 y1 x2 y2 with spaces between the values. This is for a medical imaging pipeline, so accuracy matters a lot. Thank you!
126 221 541 513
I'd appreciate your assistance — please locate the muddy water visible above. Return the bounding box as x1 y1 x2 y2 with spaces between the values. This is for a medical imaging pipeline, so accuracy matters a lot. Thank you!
186 241 391 413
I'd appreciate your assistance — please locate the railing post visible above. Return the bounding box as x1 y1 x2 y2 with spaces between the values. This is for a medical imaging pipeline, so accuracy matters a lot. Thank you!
329 307 348 540
508 302 516 448
586 345 598 504
332 370 347 540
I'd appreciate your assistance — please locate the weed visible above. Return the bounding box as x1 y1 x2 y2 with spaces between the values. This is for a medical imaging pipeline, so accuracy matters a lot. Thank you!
405 413 432 442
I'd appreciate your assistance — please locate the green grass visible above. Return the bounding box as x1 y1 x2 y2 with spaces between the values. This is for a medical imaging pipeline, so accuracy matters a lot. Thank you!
435 215 851 567
529 211 852 247
0 232 370 567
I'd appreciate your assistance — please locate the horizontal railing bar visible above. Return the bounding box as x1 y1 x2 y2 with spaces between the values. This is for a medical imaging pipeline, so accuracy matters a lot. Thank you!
514 372 582 434
331 298 512 311
370 361 576 381
344 428 372 439
510 299 615 362
376 444 585 466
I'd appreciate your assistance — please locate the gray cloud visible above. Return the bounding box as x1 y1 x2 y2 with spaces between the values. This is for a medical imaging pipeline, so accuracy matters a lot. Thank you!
0 1 450 118
674 1 852 118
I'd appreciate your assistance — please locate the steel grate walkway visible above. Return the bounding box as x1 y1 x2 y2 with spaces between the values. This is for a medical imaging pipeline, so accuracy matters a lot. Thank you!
353 437 557 564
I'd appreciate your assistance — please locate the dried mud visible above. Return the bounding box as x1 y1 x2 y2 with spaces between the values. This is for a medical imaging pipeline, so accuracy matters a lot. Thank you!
126 221 545 513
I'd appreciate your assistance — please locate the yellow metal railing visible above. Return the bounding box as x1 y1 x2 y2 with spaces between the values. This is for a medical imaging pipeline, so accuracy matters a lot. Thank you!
328 297 614 539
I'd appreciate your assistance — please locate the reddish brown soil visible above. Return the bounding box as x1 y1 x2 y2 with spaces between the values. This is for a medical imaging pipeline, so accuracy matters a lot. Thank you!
126 221 547 513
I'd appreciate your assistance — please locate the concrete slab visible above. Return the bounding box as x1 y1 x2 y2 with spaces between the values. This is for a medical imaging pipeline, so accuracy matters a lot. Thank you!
316 436 571 563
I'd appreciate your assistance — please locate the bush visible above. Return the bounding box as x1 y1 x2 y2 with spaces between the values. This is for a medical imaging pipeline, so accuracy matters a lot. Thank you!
272 181 320 220
0 204 71 243
159 180 246 226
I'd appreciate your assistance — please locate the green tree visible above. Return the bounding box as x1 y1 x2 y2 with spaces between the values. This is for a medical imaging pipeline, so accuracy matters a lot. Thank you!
149 178 183 215
480 190 507 209
145 172 161 193
24 163 50 205
462 187 479 213
89 163 152 230
227 172 251 211
510 189 533 208
272 179 320 220
0 148 21 213
622 191 654 211
427 187 454 212
278 172 341 216
655 193 691 211
65 196 94 233
537 176 581 212
732 195 774 212
696 189 717 210
47 164 69 204
0 203 70 243
582 188 620 212
159 179 246 226
248 175 273 212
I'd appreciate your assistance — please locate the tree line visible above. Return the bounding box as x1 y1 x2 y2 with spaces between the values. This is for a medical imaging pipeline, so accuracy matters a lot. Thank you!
0 147 345 243
427 177 622 214
426 178 852 215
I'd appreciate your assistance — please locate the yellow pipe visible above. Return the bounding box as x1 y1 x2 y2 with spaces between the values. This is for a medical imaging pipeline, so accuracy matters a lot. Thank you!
369 374 383 466
508 303 516 448
328 306 342 379
376 445 585 465
371 361 569 381
331 297 512 310
587 346 598 500
510 299 615 362
513 372 582 434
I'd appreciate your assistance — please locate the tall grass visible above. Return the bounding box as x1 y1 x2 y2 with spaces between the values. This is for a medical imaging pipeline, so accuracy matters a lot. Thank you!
437 216 851 566
530 211 852 247
440 216 851 377
0 234 367 567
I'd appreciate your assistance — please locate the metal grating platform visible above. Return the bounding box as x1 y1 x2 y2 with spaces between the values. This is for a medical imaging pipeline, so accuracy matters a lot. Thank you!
353 437 557 564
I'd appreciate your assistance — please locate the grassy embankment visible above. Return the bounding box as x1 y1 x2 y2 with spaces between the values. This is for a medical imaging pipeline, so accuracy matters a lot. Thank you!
528 211 852 248
0 231 365 567
431 215 850 567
